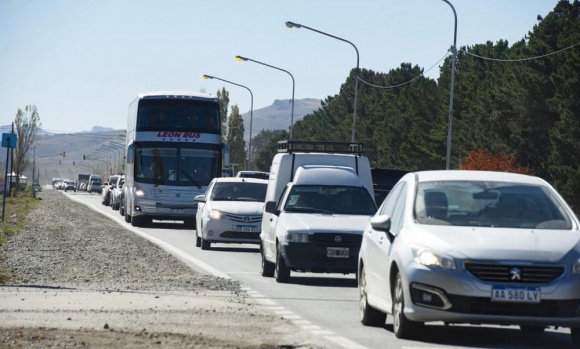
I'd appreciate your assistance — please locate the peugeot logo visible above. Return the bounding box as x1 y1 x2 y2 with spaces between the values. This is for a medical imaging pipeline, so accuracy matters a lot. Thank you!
243 216 251 223
334 235 342 243
509 267 522 281
176 193 181 198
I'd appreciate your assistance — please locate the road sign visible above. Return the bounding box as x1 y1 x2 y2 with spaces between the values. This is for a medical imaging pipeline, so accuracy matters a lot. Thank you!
1 133 17 148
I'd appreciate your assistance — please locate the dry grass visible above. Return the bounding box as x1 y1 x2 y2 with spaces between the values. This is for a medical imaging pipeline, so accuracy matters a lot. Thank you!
0 191 41 283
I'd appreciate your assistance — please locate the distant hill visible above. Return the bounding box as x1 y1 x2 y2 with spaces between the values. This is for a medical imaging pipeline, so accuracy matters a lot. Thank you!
240 98 321 138
0 125 114 136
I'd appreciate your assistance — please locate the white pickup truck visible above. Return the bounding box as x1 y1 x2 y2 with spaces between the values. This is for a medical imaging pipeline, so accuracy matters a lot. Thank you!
260 141 377 283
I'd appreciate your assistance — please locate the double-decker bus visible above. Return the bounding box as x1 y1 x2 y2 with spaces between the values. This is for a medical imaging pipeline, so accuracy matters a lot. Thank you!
123 91 229 227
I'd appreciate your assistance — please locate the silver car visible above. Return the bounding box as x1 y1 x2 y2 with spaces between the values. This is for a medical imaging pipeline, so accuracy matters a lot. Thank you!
358 170 580 345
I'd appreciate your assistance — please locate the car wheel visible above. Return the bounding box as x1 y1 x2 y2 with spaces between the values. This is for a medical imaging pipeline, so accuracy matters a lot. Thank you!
195 233 202 248
519 325 545 334
275 244 290 283
120 203 125 216
359 266 386 326
261 243 275 277
201 237 211 250
393 272 422 339
571 328 580 346
131 215 143 227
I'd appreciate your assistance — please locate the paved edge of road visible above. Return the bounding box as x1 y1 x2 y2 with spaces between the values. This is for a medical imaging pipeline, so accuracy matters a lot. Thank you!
65 192 231 279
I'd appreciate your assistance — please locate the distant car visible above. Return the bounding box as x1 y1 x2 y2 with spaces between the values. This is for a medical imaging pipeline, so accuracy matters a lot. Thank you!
358 170 580 346
235 171 270 180
87 180 102 194
110 176 125 211
64 180 76 192
102 174 120 206
194 177 268 250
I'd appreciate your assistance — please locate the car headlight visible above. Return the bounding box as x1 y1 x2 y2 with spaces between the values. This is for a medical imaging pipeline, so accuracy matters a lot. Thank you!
286 232 309 243
134 187 147 197
414 249 456 270
573 258 580 274
209 209 225 220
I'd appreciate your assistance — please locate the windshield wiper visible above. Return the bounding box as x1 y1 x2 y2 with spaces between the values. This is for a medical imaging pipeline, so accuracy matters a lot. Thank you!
181 171 202 189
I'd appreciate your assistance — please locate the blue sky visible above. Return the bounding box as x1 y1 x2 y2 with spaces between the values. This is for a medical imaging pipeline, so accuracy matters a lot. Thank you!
0 0 561 133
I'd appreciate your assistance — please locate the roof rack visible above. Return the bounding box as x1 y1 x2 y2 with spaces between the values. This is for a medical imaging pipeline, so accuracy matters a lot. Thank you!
277 140 364 155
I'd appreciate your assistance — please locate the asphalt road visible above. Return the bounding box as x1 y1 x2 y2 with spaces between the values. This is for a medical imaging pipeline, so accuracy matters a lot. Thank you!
67 191 577 349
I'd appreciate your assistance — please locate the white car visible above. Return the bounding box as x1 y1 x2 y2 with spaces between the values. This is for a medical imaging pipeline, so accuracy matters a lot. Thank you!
194 177 268 250
358 170 580 345
110 176 125 211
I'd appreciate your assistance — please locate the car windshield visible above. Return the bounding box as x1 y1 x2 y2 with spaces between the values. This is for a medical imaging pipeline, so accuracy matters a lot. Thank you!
284 185 377 215
210 182 267 202
414 180 573 229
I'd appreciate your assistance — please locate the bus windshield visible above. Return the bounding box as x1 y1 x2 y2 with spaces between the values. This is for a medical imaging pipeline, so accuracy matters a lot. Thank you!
137 98 220 133
134 142 221 187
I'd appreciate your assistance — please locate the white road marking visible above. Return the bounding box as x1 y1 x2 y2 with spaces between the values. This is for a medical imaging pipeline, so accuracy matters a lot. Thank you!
324 335 369 349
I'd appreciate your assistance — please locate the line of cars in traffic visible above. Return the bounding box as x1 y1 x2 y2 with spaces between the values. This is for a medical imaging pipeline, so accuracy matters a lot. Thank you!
192 141 580 346
68 140 579 346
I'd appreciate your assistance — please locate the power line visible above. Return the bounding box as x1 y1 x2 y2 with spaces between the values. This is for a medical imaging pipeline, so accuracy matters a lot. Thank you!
459 41 580 62
357 51 449 89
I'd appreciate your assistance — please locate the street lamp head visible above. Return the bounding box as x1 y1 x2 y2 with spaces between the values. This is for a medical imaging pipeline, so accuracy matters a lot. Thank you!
285 21 301 29
235 55 248 62
202 74 213 80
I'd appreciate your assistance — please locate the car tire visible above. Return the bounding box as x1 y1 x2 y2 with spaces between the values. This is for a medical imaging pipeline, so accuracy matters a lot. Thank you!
201 237 211 250
519 325 545 334
571 328 580 346
359 266 386 326
261 243 275 277
131 215 144 227
120 203 125 216
195 233 202 248
275 244 290 283
393 272 422 339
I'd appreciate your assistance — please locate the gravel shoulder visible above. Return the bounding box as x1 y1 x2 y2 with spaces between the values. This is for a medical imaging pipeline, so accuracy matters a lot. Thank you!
0 190 323 348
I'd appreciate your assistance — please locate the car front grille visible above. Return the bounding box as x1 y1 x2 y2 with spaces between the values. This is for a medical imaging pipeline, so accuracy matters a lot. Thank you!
151 188 198 201
311 233 362 247
449 294 580 318
465 262 564 285
224 214 262 223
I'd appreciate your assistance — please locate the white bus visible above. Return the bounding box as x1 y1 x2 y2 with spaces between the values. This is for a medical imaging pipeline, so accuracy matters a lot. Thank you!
123 91 230 227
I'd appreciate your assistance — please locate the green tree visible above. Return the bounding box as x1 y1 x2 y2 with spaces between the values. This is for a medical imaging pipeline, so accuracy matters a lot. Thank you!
217 87 230 140
254 130 288 172
227 105 246 170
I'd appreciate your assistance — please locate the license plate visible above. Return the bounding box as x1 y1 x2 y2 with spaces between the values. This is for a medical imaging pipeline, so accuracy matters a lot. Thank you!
491 286 540 303
327 247 349 258
172 209 183 214
236 225 257 232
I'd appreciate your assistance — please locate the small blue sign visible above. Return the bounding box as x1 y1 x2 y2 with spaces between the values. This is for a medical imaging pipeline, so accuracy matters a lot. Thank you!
1 133 17 148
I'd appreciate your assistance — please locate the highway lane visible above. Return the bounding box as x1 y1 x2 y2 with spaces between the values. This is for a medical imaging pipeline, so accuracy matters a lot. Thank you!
66 191 577 349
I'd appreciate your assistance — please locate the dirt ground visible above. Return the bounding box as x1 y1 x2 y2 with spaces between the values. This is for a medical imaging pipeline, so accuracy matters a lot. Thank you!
0 190 323 349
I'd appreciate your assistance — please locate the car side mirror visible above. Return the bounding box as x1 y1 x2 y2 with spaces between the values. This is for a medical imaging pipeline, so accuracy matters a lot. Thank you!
264 201 278 215
370 215 395 242
194 194 205 203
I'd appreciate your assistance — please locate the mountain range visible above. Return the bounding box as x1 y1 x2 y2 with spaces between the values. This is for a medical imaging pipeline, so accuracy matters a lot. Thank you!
241 98 321 139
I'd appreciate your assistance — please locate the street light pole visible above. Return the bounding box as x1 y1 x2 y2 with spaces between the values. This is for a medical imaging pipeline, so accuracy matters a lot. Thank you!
441 0 458 170
285 21 360 142
203 74 254 170
235 55 296 140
